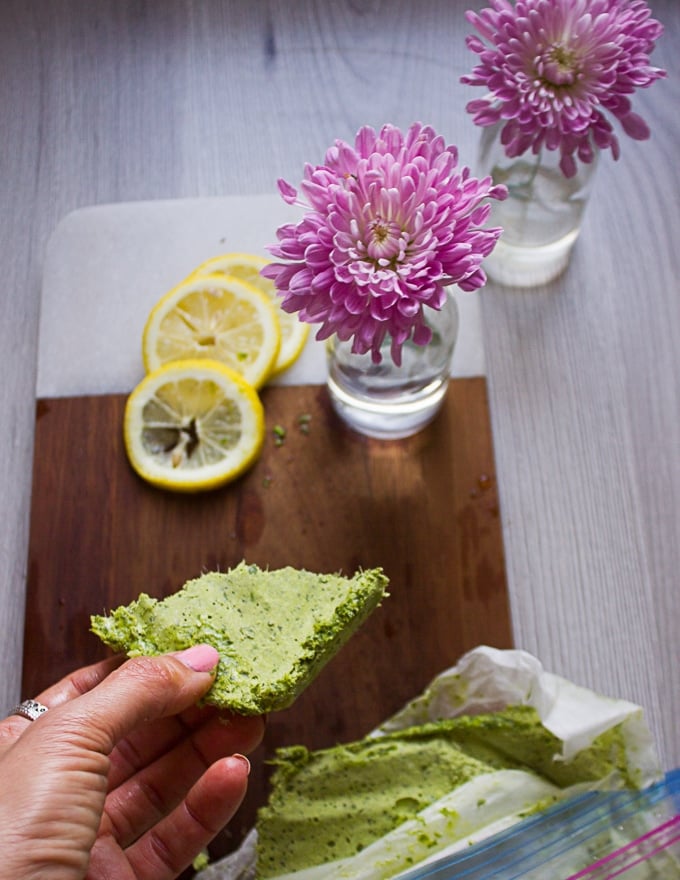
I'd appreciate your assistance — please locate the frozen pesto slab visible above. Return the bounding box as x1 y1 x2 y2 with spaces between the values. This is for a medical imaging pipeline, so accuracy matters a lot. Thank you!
256 723 499 878
255 706 632 877
90 562 389 714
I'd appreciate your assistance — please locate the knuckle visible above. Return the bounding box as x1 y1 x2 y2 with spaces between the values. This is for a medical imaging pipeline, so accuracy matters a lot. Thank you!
123 654 178 687
115 654 185 715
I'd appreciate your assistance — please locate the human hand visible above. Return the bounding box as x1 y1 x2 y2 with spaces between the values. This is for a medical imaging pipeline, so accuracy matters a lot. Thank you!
0 646 265 879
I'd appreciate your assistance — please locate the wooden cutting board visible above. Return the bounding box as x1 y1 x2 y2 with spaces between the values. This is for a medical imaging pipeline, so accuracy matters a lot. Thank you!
23 378 511 861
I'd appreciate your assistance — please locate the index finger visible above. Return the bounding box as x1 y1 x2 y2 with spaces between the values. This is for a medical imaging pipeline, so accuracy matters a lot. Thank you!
37 655 126 708
47 648 220 755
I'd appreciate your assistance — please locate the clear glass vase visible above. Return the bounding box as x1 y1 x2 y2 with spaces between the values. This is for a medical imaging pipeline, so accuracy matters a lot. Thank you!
326 290 459 440
478 123 598 287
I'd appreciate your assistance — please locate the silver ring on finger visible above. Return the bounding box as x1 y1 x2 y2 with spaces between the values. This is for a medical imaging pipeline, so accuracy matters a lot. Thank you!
10 699 49 722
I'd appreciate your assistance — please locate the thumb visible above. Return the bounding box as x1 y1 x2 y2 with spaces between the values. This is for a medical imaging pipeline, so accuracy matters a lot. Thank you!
43 645 220 754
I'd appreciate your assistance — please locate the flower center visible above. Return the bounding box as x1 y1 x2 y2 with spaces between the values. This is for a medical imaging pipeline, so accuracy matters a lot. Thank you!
366 217 404 263
540 43 579 86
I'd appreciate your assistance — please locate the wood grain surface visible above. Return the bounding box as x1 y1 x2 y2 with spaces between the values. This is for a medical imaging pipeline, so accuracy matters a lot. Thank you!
24 378 510 857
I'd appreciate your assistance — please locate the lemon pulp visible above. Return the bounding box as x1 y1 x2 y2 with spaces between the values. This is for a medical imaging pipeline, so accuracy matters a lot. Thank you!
124 359 265 492
191 252 309 375
142 273 281 389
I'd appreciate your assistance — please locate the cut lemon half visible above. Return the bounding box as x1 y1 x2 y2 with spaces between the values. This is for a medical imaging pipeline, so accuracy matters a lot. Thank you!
191 252 309 375
142 274 281 389
124 359 265 492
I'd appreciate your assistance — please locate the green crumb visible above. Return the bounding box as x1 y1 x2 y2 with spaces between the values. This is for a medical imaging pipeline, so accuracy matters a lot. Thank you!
90 562 389 715
272 424 286 446
298 413 312 434
192 850 210 871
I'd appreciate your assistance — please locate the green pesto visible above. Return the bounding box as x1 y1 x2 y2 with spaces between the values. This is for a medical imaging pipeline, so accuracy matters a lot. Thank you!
192 851 210 872
256 724 493 878
255 707 632 878
90 562 388 715
435 705 634 788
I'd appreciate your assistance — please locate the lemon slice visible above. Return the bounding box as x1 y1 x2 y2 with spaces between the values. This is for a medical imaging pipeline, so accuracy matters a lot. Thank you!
124 359 265 492
142 274 281 389
191 253 309 375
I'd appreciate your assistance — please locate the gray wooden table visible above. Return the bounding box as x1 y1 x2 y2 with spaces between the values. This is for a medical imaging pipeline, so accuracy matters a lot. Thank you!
2 0 678 769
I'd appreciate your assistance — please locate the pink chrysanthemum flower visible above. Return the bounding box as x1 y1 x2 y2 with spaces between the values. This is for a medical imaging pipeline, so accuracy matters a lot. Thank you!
461 0 666 178
262 123 506 365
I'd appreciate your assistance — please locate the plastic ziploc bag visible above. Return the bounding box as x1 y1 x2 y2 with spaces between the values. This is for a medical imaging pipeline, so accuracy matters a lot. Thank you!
395 768 680 879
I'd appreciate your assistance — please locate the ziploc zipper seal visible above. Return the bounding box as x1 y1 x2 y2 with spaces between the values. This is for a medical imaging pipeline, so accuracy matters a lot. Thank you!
398 768 680 879
569 812 680 879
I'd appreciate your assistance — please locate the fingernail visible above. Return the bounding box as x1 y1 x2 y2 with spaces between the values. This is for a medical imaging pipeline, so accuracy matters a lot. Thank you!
173 644 219 673
232 753 251 775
